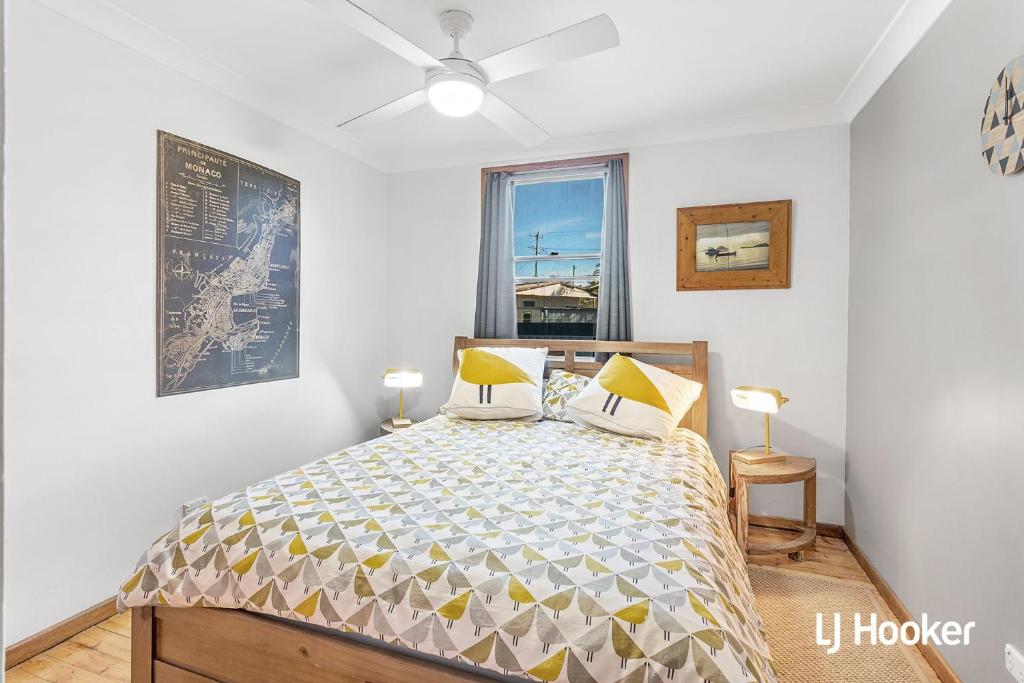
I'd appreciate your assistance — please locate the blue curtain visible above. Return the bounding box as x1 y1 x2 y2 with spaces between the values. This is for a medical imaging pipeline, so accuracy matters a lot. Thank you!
474 172 517 338
596 158 632 342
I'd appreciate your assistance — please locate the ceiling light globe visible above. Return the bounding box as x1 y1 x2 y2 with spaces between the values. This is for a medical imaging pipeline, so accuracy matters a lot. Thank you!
427 73 484 117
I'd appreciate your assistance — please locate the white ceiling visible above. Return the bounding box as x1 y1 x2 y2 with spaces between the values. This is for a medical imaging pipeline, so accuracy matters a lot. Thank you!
44 0 952 172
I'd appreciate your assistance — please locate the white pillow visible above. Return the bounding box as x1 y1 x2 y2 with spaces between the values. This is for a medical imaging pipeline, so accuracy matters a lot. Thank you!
565 354 702 440
444 346 547 420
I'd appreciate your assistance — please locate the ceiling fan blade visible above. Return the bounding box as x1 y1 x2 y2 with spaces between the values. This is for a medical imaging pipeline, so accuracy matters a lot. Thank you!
337 89 428 130
305 0 443 70
478 92 549 147
477 14 619 83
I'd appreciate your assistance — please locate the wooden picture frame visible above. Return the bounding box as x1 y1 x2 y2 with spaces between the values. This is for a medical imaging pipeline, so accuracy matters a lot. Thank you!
676 199 791 290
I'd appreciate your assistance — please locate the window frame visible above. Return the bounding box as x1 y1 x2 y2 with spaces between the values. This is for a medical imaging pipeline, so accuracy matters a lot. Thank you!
481 153 628 341
481 153 628 286
511 169 606 285
481 153 629 180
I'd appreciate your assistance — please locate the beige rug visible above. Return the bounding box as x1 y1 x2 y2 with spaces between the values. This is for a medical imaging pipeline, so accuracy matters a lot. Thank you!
748 565 933 683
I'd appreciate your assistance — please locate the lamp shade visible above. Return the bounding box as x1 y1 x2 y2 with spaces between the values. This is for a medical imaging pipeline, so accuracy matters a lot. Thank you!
730 386 788 414
426 72 484 117
383 369 423 388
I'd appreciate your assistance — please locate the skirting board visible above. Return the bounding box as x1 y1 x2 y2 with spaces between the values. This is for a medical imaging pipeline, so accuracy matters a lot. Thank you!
5 597 118 669
841 530 961 683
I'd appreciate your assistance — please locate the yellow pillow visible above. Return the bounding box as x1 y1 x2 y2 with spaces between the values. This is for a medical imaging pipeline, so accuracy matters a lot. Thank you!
444 347 547 420
565 354 702 440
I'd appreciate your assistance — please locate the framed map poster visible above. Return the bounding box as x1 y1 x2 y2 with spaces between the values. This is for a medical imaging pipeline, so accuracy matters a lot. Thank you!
157 131 300 396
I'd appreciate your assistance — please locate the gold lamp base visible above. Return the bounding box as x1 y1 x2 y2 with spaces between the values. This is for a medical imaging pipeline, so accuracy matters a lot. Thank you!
384 417 413 430
733 410 787 464
733 448 787 465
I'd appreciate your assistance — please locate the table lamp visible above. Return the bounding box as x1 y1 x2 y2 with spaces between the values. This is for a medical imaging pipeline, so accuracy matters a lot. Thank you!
383 369 422 431
730 385 789 464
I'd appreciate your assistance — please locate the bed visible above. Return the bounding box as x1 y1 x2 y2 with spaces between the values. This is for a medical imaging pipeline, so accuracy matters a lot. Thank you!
123 338 776 683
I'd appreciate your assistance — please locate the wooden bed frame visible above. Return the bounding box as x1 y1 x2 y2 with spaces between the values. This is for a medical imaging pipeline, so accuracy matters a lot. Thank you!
131 337 709 683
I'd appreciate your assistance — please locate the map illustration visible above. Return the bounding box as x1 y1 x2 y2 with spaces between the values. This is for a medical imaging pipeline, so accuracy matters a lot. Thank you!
157 132 299 396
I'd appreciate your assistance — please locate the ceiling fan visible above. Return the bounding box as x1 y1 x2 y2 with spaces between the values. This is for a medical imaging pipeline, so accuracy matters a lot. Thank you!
306 1 620 147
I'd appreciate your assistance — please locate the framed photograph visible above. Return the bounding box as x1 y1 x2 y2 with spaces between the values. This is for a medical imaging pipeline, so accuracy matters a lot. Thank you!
676 199 791 290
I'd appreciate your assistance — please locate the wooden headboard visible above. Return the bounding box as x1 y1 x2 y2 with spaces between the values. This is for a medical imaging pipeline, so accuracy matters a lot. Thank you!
453 337 709 440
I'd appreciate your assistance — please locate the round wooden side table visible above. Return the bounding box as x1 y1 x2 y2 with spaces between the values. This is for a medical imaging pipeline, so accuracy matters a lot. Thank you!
728 451 816 561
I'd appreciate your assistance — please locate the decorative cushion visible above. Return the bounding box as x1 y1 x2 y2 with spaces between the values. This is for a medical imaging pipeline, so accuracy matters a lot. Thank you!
542 370 591 422
565 354 703 440
443 346 547 420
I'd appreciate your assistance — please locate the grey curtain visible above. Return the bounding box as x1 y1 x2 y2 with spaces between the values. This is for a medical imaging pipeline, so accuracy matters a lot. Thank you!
474 172 517 338
596 158 632 342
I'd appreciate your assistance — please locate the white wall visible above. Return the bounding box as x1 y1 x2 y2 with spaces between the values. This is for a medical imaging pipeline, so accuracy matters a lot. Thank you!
1 0 6 663
3 1 388 644
387 125 851 523
847 0 1024 678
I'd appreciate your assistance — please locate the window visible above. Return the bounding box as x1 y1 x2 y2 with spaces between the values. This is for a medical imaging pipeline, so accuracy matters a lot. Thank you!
511 169 605 339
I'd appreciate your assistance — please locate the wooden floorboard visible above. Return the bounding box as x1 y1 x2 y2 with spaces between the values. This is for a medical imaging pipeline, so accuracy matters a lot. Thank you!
11 616 132 683
747 527 871 583
5 598 118 669
93 612 131 640
12 534 943 682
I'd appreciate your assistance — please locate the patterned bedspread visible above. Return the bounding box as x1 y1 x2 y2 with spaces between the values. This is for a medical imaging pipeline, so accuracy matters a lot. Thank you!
119 416 776 683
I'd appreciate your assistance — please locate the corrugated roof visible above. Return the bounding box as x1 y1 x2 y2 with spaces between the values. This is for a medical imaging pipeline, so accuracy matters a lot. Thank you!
515 282 595 298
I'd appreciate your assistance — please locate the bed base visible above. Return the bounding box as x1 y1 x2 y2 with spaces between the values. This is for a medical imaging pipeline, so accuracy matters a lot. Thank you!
131 606 489 683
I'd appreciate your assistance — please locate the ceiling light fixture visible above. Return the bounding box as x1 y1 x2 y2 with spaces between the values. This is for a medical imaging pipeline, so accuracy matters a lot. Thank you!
331 3 619 146
426 70 484 117
425 11 485 117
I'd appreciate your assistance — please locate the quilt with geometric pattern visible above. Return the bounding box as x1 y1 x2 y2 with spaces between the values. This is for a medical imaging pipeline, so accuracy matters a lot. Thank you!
119 416 776 683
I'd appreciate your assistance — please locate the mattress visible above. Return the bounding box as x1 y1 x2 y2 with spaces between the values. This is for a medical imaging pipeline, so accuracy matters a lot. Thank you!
119 416 776 683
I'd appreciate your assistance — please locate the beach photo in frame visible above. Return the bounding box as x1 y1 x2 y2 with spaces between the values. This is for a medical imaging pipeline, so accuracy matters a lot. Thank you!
676 199 791 290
